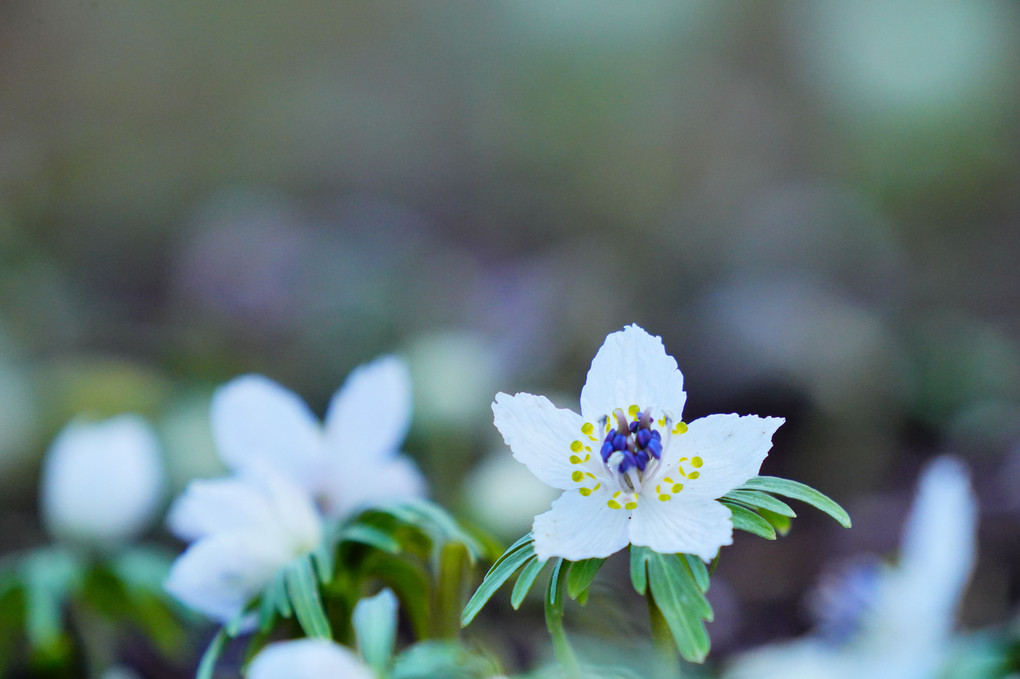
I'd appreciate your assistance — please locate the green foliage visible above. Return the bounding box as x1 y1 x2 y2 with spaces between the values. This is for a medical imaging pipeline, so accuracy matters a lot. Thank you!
740 476 852 528
632 547 713 663
460 534 536 626
352 589 398 675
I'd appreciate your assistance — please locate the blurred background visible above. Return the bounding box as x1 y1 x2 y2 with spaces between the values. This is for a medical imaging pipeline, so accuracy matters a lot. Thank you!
1 1 1019 675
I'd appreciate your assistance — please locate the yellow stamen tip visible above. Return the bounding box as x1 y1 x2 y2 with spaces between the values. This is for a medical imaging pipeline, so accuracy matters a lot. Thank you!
673 422 688 435
571 471 584 482
569 455 581 464
658 494 671 502
608 500 622 510
581 422 594 435
570 440 583 453
624 502 637 510
691 456 703 468
672 483 683 493
579 488 593 496
688 471 700 480
628 404 640 416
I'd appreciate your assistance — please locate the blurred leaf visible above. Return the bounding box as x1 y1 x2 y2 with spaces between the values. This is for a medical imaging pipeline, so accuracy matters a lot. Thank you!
741 476 852 528
20 548 81 652
284 556 332 640
196 628 229 679
566 558 606 601
510 556 544 609
258 571 291 634
391 640 501 679
311 541 336 585
723 502 777 540
377 499 486 560
353 589 398 676
722 489 796 518
360 552 431 641
339 523 402 555
644 550 713 663
435 542 471 638
461 536 535 627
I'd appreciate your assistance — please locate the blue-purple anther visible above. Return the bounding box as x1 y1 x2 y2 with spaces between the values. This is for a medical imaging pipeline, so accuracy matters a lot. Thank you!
600 409 662 475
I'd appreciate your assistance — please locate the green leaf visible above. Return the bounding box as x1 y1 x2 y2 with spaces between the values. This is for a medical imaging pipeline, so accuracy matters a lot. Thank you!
311 542 335 584
20 548 81 651
758 507 792 536
646 552 713 663
353 589 398 676
723 502 777 540
741 476 852 528
379 499 485 559
630 546 651 596
284 557 332 639
510 556 544 609
196 628 229 679
566 558 606 601
681 554 710 592
339 523 402 554
460 538 535 627
722 489 796 517
390 640 502 679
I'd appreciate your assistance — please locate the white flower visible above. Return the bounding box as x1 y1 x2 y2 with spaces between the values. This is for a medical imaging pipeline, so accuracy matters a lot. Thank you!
210 356 425 519
247 638 375 679
725 456 978 679
492 325 783 562
40 415 164 548
165 469 322 624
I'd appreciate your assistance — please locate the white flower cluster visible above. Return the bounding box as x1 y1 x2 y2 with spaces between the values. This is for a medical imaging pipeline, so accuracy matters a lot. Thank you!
164 356 426 624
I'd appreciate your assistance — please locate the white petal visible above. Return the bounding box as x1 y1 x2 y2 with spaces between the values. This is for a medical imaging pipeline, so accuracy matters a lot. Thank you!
671 414 784 500
211 375 323 489
864 456 977 653
629 497 733 562
167 471 322 553
41 415 164 546
164 531 293 624
248 639 375 679
532 491 631 561
725 639 847 679
166 476 279 541
324 356 412 465
321 454 426 520
579 325 687 422
492 392 585 491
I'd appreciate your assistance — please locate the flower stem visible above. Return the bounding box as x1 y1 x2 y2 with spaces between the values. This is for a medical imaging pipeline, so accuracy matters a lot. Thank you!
544 559 581 679
648 591 681 678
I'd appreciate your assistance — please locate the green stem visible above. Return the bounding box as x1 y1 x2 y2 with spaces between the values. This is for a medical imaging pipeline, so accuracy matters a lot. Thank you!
544 559 580 679
648 592 681 679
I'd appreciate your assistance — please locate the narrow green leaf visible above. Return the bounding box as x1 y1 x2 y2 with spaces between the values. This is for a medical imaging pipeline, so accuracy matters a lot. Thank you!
339 523 402 554
723 502 777 540
758 507 792 536
510 556 544 609
741 476 852 528
460 539 535 627
723 489 796 517
545 558 566 608
353 589 398 676
646 553 712 663
20 548 80 650
311 542 335 584
488 533 533 571
196 628 229 679
630 546 651 595
681 554 710 592
381 499 485 559
284 557 332 639
566 558 607 601
436 542 471 639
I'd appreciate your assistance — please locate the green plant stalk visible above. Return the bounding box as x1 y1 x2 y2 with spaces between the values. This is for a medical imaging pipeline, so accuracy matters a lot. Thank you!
648 591 681 678
544 560 580 679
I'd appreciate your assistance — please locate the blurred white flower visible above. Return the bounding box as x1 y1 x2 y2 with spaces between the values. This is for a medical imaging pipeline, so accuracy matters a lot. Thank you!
165 469 322 624
40 415 164 548
725 456 978 679
211 355 425 519
492 325 783 562
462 450 559 540
247 638 375 679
